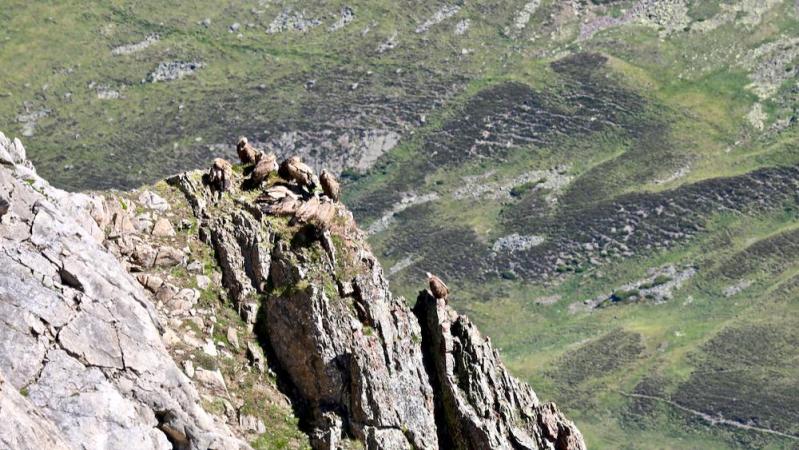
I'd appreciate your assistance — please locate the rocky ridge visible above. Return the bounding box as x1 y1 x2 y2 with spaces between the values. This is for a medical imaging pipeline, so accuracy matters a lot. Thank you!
0 132 246 449
166 155 585 448
0 131 584 450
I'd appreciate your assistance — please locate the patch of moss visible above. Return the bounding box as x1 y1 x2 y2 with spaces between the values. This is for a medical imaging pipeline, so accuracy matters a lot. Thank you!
193 352 218 371
610 288 640 302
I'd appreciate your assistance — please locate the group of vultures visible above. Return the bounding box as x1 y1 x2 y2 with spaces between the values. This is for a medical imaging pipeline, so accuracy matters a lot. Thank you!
206 137 449 302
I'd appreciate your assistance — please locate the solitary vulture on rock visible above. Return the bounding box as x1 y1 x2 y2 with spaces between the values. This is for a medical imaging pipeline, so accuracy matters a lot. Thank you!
319 169 340 202
236 137 260 164
279 156 316 190
250 152 279 185
426 272 449 302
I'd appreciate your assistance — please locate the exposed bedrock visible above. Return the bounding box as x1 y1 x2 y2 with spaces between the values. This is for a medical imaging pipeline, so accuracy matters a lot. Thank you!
414 291 585 450
0 131 247 449
171 164 585 449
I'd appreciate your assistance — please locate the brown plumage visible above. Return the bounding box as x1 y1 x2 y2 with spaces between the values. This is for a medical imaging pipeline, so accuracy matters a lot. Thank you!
250 152 279 185
426 272 449 301
319 169 341 202
260 195 336 229
209 158 233 196
236 137 260 164
279 156 316 189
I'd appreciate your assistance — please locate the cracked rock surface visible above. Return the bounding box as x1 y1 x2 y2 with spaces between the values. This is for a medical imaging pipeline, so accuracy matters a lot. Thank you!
171 171 440 449
415 291 585 450
171 158 585 449
0 130 584 449
0 131 246 450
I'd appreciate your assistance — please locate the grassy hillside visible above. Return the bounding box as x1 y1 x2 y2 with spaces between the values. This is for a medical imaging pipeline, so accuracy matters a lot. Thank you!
3 1 799 448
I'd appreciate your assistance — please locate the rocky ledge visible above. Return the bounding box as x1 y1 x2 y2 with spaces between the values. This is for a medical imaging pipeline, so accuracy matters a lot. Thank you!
0 133 245 449
0 131 584 450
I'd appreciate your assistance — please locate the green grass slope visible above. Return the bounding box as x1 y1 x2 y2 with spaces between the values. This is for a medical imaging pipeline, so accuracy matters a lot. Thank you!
3 1 799 448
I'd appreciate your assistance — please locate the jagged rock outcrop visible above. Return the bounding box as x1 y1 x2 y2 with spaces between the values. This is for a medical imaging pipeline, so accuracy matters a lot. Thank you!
0 132 247 450
0 130 583 449
170 160 585 450
414 291 585 450
170 171 440 449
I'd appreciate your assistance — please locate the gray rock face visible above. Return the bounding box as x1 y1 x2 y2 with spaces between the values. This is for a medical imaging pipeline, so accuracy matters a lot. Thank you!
414 291 585 450
0 132 247 450
170 171 440 449
171 167 584 450
0 371 72 450
267 242 439 449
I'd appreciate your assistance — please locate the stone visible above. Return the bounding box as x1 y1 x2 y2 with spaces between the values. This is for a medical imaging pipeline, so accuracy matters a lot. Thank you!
135 213 154 233
152 217 176 237
162 328 181 347
154 245 185 267
144 61 203 83
156 283 179 303
188 260 204 274
241 302 259 327
0 133 245 449
196 274 211 290
0 370 72 450
110 210 137 237
239 414 266 434
182 331 204 349
202 339 218 357
138 190 171 212
194 368 228 396
167 288 200 315
246 341 265 373
183 360 195 378
227 327 239 350
132 242 157 268
136 273 164 292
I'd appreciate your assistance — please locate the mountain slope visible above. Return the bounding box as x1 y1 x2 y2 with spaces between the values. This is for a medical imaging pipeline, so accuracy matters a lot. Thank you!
0 131 584 449
2 1 799 449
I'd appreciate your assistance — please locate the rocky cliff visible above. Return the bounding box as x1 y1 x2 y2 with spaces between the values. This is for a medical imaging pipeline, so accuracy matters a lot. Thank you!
0 132 246 449
0 131 584 450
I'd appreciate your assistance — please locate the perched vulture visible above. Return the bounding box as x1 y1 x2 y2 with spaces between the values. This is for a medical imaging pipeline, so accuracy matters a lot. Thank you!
319 169 341 202
279 156 316 190
236 137 260 164
426 272 449 302
250 152 279 185
294 196 337 227
209 158 233 194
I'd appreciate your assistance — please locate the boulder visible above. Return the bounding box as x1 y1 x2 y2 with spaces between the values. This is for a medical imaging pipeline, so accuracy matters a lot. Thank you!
227 327 240 350
138 190 171 211
194 368 228 396
238 414 266 434
154 245 185 267
246 341 265 373
152 217 176 237
137 273 164 292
